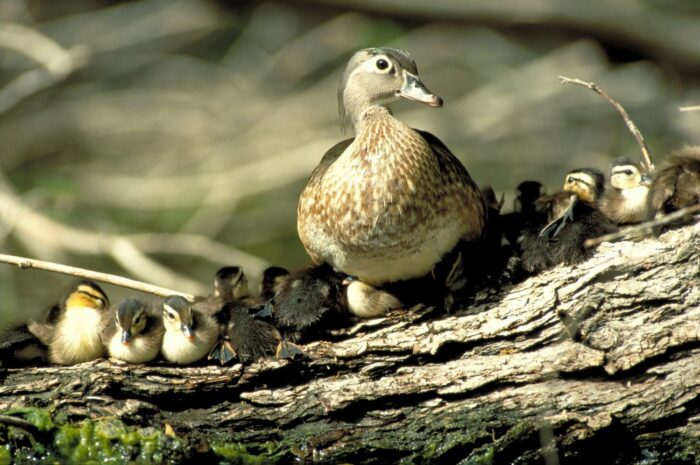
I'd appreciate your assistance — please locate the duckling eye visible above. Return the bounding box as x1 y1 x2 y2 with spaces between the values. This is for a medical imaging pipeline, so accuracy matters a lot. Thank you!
566 177 574 184
624 169 633 175
376 58 390 71
166 312 176 320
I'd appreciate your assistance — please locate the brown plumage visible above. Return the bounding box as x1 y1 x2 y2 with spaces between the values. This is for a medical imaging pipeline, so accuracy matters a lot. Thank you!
648 146 700 215
297 47 486 290
600 157 651 225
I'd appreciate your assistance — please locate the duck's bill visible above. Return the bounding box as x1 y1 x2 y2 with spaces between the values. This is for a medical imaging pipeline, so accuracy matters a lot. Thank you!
121 330 132 345
399 72 443 107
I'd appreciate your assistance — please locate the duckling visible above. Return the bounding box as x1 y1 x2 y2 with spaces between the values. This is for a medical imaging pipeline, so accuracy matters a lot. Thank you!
533 168 617 268
205 266 289 364
0 326 47 367
648 146 700 216
102 298 164 364
161 295 218 365
297 48 486 304
27 280 110 365
600 157 651 224
260 266 290 300
265 264 347 342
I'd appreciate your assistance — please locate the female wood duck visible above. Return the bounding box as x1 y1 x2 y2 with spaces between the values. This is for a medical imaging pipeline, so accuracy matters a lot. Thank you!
522 168 617 272
600 157 651 224
648 146 700 215
161 295 218 365
297 48 486 312
28 280 110 365
103 297 164 364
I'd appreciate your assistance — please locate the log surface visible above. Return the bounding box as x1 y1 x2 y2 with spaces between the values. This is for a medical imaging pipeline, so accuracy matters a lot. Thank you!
1 224 699 464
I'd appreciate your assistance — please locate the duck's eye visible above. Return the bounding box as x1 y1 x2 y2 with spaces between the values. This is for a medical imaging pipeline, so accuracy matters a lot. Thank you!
567 177 574 184
376 58 389 71
624 169 633 176
166 312 176 320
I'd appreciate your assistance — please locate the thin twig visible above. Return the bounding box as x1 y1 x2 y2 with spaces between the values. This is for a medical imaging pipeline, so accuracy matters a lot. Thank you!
584 204 700 248
559 76 655 173
0 253 196 300
0 415 43 435
679 105 700 112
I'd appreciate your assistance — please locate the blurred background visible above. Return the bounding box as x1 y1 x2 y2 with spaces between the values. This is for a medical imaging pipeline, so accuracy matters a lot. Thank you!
1 0 699 327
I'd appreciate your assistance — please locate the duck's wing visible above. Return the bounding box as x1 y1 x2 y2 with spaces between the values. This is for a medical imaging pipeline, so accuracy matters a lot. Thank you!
416 129 487 238
302 138 354 187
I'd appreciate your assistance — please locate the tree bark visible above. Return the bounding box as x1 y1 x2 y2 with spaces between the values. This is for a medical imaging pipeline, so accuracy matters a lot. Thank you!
1 224 699 464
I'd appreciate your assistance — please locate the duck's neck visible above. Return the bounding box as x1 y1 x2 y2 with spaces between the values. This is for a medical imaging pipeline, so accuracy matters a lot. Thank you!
348 105 394 135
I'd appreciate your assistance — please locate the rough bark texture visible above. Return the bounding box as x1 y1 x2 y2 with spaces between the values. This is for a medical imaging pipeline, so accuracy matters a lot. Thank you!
1 224 699 464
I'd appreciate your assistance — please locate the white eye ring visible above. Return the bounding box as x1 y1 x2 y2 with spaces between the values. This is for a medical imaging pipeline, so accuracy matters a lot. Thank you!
374 56 392 73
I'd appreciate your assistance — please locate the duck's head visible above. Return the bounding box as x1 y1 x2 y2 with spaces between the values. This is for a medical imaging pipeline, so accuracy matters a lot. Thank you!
338 47 442 133
64 280 109 312
610 157 651 189
163 295 194 341
213 266 248 301
563 168 606 205
115 298 148 345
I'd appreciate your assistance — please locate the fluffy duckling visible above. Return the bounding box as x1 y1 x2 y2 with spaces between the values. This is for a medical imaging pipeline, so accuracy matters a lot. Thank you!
297 48 486 305
213 301 283 364
259 266 290 300
522 168 617 272
0 326 47 367
103 298 164 364
161 295 218 365
265 264 347 342
600 157 651 224
648 146 700 216
28 281 110 365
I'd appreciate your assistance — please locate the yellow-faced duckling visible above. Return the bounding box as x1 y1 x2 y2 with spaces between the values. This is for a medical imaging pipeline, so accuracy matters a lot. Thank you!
297 48 486 303
522 168 617 272
648 146 700 216
103 298 164 364
600 157 651 225
28 280 110 365
161 295 218 365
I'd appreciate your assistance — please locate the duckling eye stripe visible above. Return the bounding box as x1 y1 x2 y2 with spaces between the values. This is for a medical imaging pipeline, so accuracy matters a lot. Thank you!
163 304 176 314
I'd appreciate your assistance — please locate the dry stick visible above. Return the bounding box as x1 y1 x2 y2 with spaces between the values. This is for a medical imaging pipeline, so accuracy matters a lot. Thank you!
583 204 700 248
679 105 700 112
0 253 196 301
558 76 655 173
0 415 43 435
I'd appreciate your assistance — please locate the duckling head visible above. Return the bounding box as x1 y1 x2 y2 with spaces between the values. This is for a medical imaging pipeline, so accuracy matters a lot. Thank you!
163 295 194 341
610 157 651 189
64 280 109 312
563 168 606 205
115 298 148 345
213 266 248 302
338 47 442 133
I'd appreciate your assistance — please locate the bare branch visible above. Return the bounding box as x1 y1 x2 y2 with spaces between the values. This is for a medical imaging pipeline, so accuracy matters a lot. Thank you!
0 23 90 115
559 75 655 173
0 253 195 300
679 105 700 112
583 204 700 248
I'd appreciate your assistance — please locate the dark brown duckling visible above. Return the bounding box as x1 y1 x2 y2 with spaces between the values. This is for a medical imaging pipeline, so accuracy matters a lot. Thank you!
648 146 700 216
522 168 617 272
259 266 290 300
0 325 47 367
600 157 651 225
264 264 347 342
297 47 486 308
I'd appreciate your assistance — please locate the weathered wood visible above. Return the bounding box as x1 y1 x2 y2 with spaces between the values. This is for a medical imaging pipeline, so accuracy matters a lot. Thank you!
1 223 699 463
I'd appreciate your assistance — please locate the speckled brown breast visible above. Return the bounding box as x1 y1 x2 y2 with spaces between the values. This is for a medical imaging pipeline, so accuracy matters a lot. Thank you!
297 108 485 284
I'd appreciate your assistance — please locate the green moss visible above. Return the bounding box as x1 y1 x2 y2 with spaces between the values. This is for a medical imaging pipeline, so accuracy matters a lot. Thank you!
0 445 11 465
210 442 269 465
1 410 183 465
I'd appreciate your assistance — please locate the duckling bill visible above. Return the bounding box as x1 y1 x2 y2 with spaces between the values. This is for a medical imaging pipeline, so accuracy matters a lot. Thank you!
297 47 486 300
161 295 218 365
103 297 164 364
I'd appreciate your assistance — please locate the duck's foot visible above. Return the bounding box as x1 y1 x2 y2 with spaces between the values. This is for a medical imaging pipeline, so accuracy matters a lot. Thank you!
344 279 402 318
